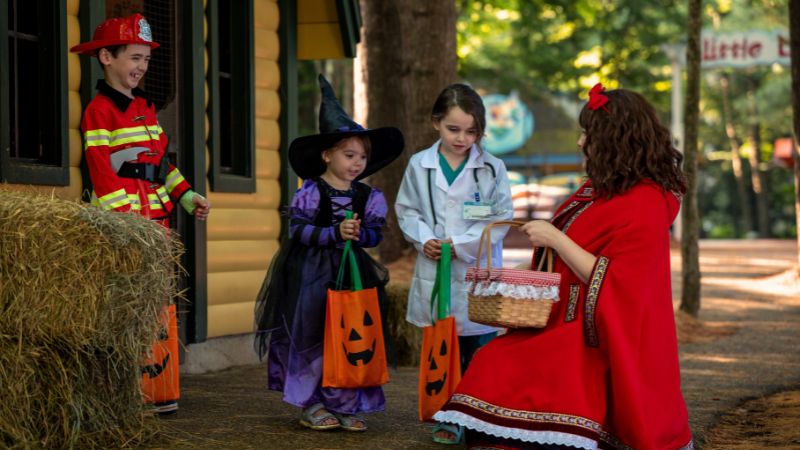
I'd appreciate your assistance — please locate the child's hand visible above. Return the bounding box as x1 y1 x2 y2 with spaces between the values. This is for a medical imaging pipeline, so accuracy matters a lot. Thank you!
351 213 361 237
442 239 456 259
340 213 360 241
423 239 442 260
192 194 211 221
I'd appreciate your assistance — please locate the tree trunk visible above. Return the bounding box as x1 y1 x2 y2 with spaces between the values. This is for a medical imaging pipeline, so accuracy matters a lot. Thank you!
719 73 755 237
359 0 458 263
790 0 800 271
746 76 770 237
679 0 703 317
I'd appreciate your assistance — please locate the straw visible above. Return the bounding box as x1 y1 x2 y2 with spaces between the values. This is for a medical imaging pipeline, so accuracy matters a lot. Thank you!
0 189 183 448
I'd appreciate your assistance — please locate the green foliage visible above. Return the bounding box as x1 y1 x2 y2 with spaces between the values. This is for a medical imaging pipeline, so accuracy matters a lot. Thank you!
457 0 686 112
456 0 795 237
698 159 796 238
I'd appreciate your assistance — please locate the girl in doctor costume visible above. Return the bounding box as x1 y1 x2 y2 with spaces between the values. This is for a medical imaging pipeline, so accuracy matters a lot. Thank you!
395 83 513 445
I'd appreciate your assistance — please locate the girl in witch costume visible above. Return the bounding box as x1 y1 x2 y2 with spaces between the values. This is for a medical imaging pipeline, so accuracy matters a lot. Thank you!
433 85 693 449
255 75 403 432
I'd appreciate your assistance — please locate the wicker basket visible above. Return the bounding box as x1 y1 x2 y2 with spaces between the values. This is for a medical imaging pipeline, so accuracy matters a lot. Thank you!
466 221 560 328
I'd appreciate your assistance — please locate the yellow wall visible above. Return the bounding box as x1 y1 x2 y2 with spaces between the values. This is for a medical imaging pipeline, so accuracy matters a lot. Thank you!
4 0 83 200
204 0 282 338
297 0 345 60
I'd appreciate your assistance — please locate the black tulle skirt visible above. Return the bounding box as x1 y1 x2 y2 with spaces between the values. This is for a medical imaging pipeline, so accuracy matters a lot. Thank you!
254 240 393 413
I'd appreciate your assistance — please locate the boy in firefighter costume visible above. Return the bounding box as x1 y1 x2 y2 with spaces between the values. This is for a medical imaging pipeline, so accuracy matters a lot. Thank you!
71 13 211 414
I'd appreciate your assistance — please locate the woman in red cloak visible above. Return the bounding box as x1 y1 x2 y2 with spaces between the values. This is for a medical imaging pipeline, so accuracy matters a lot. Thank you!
434 85 694 450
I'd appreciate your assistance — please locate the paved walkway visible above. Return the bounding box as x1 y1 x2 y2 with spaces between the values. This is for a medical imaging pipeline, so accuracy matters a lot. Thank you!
673 240 800 444
152 239 800 449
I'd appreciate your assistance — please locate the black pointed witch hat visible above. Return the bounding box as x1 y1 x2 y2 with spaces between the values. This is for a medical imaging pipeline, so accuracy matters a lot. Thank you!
289 74 404 180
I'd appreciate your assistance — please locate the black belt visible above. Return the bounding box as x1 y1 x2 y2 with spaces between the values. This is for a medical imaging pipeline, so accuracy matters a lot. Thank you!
117 162 164 184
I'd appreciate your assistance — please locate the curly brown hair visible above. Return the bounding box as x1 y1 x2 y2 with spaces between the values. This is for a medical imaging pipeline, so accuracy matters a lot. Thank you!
578 89 687 198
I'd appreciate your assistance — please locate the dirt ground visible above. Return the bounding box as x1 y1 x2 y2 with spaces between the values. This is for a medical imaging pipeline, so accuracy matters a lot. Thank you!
703 389 800 449
148 238 800 450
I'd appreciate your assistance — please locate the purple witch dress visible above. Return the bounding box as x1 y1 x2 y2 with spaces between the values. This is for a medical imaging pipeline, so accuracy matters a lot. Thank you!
255 178 391 414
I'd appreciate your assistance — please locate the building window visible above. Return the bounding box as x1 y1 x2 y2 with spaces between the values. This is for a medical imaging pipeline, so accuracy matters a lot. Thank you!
208 0 255 193
0 0 69 185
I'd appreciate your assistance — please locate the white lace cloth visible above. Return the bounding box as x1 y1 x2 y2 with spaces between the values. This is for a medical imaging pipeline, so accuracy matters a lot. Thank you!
433 410 597 449
467 281 560 301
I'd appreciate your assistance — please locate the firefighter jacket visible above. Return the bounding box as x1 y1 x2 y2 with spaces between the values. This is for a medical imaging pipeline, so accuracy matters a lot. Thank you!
81 80 192 219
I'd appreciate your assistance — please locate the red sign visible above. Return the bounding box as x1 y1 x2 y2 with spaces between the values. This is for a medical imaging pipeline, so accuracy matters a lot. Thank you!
774 137 796 168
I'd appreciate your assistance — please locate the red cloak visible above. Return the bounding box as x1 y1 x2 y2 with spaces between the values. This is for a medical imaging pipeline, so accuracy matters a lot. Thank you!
435 180 693 450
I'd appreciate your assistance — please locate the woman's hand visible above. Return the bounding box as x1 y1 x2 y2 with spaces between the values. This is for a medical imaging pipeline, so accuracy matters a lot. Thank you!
521 219 597 283
519 220 561 249
339 213 361 241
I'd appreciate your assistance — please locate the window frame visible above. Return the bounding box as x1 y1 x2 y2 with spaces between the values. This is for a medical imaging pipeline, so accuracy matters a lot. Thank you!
207 0 255 193
0 0 69 186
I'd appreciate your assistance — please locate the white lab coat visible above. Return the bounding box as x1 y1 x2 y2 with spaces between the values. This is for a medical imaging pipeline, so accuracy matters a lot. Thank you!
395 141 514 335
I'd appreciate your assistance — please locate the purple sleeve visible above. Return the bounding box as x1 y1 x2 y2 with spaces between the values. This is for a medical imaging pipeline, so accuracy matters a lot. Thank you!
357 187 387 248
288 180 341 247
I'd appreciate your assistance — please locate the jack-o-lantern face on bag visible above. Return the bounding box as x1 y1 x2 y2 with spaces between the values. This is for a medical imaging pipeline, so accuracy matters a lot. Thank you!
425 339 448 395
418 316 461 421
340 310 377 366
323 287 389 389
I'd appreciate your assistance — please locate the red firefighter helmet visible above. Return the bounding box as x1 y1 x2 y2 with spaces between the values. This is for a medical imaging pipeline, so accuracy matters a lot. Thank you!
70 13 159 56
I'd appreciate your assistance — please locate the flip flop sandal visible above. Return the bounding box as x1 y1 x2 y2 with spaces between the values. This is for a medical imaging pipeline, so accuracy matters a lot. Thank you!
299 403 341 431
431 422 464 445
332 412 367 432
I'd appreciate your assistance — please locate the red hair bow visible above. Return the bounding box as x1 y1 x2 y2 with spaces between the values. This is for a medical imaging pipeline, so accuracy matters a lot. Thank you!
587 83 609 112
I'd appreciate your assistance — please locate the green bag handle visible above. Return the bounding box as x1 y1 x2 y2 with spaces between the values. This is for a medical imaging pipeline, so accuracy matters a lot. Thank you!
335 211 363 291
429 242 451 322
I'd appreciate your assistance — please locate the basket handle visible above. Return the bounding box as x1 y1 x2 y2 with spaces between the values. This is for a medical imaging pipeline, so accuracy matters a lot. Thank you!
474 220 554 279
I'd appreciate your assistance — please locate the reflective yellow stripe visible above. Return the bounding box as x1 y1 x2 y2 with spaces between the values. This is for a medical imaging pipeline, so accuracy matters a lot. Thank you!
155 186 170 204
84 126 163 149
84 129 111 148
86 126 160 147
164 169 185 193
85 139 109 148
96 188 130 210
109 127 153 146
147 193 167 210
109 125 148 136
85 129 111 138
109 133 155 147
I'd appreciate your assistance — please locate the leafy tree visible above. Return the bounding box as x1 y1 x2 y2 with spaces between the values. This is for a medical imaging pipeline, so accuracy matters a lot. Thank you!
457 0 686 110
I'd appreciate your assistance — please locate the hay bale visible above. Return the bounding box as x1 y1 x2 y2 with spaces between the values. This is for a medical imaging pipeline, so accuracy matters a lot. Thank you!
385 282 421 366
0 337 154 449
0 190 181 346
0 189 182 448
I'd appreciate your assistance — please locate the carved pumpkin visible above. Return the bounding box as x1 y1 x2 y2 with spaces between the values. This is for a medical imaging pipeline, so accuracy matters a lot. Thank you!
418 316 461 421
323 287 389 388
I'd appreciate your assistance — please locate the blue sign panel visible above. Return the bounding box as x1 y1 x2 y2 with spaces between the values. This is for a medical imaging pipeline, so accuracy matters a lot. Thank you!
482 92 534 155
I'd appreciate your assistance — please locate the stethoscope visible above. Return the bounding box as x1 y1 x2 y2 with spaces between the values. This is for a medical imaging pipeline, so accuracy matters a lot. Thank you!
427 162 497 238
